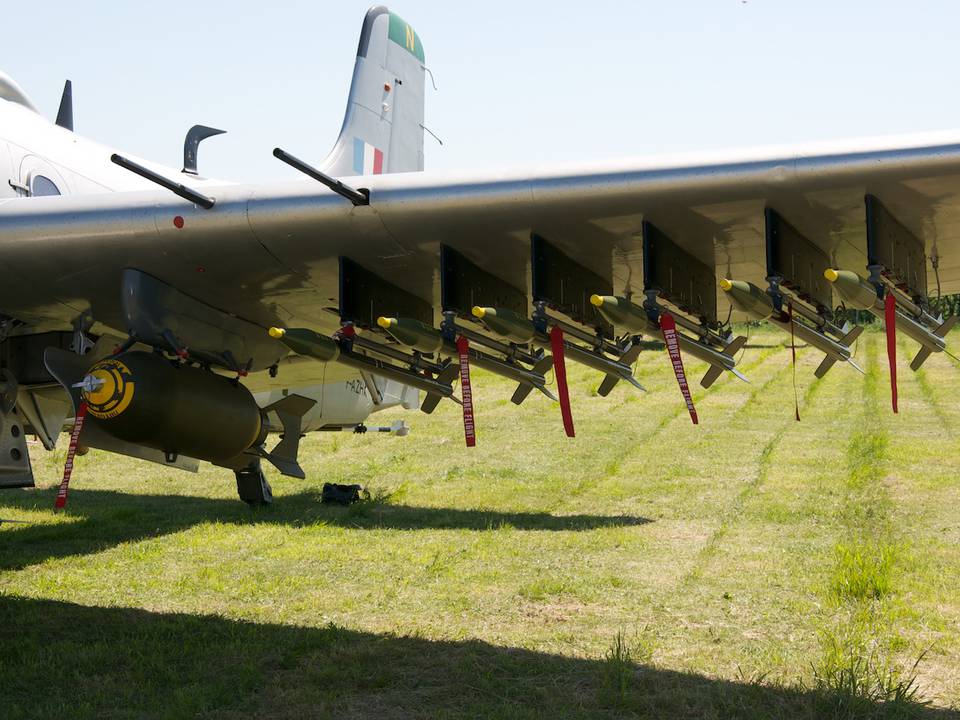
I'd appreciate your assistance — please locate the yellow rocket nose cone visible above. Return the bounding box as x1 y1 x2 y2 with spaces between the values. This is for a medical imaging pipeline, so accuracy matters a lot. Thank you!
268 327 286 339
471 306 487 319
589 294 604 307
376 316 394 329
719 278 733 292
824 268 839 282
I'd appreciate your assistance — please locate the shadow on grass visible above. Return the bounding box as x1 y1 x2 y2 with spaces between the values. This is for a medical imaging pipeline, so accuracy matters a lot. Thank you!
0 487 650 571
1 595 954 720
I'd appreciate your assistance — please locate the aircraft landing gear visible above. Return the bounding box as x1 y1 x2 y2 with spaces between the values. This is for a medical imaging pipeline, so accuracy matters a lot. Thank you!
235 460 273 505
0 370 34 489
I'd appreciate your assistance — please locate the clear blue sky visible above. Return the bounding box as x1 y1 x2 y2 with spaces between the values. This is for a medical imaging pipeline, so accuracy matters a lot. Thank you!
6 1 958 181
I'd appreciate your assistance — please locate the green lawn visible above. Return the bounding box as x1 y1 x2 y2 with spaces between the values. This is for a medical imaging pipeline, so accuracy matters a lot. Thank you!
2 327 959 719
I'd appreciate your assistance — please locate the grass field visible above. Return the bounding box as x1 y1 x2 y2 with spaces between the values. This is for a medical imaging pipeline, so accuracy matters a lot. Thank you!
2 326 960 719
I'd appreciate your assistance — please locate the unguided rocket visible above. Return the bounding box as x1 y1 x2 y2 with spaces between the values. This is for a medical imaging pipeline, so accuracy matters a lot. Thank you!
376 316 557 404
588 294 748 388
824 269 957 370
719 279 864 378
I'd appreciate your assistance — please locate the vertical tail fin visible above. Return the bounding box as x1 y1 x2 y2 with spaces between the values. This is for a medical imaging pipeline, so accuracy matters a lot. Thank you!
320 6 426 177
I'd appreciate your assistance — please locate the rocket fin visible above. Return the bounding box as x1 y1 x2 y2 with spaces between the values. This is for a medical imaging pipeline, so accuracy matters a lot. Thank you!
814 355 837 378
512 382 557 404
510 384 534 405
700 364 724 388
699 335 748 386
722 335 747 357
419 393 443 414
596 374 620 397
511 355 556 405
910 346 933 371
420 363 459 414
934 315 958 338
596 342 643 397
840 325 864 347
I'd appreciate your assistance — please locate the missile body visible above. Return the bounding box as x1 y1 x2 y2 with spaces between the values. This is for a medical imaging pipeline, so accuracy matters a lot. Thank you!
824 269 950 365
471 307 536 344
824 269 878 310
334 352 455 400
588 295 649 334
384 308 645 395
378 316 554 402
376 317 443 354
719 278 864 376
461 348 557 402
892 311 947 354
718 279 775 321
271 326 456 410
269 327 340 362
591 293 747 386
542 338 645 392
677 335 736 374
377 314 551 384
766 313 852 361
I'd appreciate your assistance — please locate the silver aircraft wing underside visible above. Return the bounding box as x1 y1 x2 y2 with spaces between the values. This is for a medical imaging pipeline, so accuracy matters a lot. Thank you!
3 130 960 390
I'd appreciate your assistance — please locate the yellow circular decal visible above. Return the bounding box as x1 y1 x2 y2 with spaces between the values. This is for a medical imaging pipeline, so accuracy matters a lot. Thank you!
82 359 135 419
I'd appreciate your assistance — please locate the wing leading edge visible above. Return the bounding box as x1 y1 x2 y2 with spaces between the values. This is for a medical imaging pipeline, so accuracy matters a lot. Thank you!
2 130 960 384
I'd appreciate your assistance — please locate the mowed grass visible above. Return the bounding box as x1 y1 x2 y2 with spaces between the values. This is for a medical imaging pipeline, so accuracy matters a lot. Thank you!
2 326 960 719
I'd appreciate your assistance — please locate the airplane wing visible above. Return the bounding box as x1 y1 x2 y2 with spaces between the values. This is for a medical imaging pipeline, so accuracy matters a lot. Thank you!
3 129 960 340
3 145 959 504
3 5 958 499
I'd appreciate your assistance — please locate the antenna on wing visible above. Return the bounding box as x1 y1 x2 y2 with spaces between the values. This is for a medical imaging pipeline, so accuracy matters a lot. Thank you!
55 80 73 131
182 125 226 175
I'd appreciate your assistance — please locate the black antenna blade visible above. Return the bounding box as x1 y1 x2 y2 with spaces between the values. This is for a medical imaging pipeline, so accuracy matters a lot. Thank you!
55 80 73 131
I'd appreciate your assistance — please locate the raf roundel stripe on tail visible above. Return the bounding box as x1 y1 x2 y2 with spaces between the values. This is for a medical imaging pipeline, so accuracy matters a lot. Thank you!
353 137 384 175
